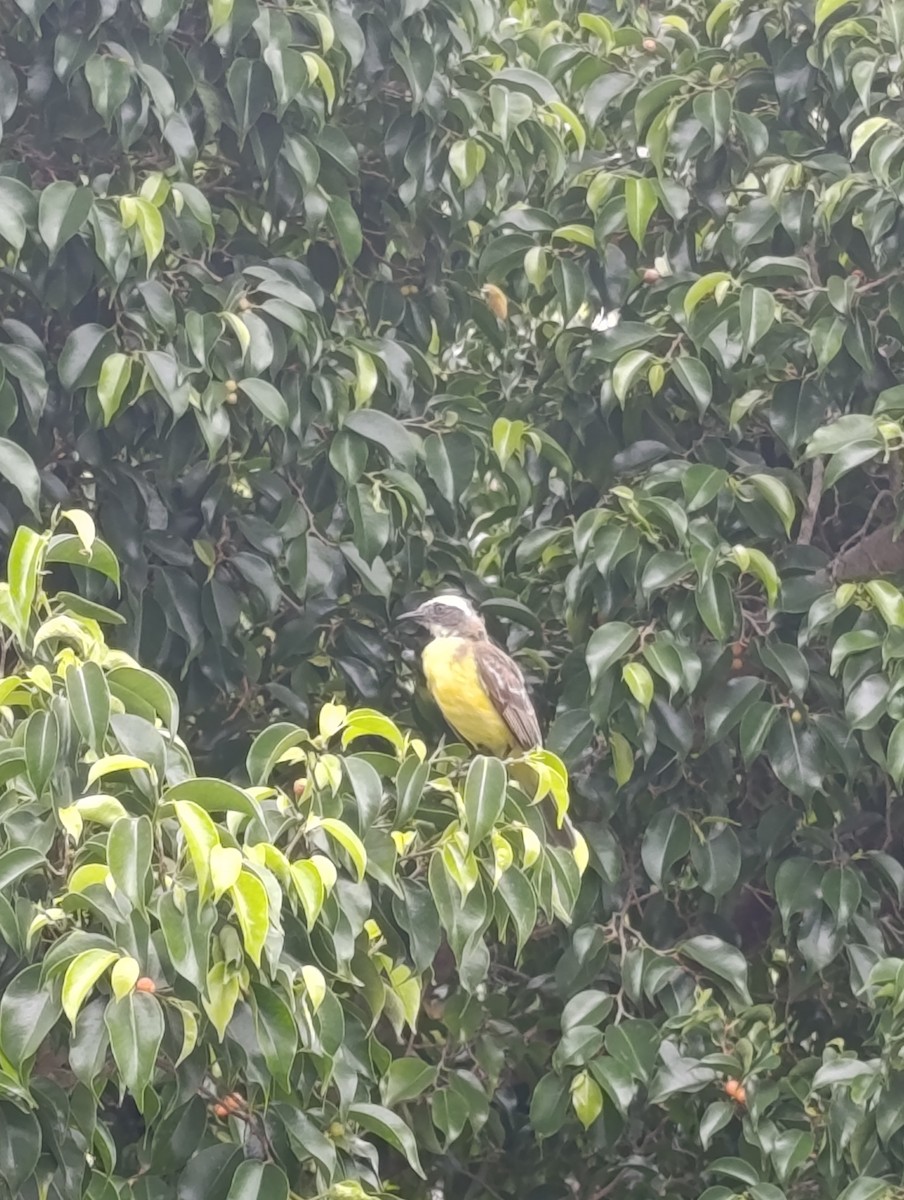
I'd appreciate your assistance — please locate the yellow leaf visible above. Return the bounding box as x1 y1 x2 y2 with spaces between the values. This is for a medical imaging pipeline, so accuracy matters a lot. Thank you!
318 701 348 739
210 845 243 900
86 755 151 787
111 956 140 1000
300 963 326 1012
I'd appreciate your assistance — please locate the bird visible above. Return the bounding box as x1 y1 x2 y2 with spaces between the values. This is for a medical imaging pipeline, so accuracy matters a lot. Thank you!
396 593 578 849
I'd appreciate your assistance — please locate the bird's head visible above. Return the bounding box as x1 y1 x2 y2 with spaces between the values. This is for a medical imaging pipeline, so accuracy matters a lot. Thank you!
397 594 486 639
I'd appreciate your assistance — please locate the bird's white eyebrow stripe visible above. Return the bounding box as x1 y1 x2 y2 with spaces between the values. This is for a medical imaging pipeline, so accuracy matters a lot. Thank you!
429 594 476 614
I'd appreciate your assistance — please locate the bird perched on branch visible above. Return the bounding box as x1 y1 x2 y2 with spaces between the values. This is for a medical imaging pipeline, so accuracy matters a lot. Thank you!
397 594 578 848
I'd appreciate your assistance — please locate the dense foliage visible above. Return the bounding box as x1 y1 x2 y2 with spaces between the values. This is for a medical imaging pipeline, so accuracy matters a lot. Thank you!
3 0 904 1197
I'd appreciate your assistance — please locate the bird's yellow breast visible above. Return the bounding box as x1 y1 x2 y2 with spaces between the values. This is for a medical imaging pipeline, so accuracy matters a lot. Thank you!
421 637 513 758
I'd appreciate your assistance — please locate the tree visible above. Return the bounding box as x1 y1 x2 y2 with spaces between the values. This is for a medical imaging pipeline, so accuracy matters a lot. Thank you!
1 0 904 1197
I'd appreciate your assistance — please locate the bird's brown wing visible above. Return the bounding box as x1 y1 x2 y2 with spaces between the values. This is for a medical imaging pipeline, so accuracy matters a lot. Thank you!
474 641 542 751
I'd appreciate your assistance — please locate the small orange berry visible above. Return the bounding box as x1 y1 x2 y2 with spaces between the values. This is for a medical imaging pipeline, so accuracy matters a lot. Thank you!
642 37 657 50
293 779 305 797
222 1093 243 1113
213 1103 229 1119
642 267 660 284
725 1079 747 1104
135 977 156 993
731 656 744 672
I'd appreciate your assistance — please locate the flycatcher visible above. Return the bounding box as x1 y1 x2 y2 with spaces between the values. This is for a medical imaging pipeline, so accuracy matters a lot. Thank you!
397 594 576 846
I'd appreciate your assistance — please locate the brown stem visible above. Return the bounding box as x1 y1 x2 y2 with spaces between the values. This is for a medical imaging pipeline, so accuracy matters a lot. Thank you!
797 457 824 546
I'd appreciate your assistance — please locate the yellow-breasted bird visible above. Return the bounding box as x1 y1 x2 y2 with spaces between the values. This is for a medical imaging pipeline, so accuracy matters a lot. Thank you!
397 593 577 847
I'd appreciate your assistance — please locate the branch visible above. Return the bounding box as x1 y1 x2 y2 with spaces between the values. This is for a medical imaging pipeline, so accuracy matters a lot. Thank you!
832 523 904 582
797 457 824 545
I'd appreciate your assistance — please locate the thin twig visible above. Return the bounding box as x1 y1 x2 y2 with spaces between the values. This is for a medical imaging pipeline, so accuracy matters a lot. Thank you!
837 488 891 557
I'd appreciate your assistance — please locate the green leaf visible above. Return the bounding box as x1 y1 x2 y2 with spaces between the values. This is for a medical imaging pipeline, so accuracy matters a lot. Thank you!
38 181 93 259
672 357 713 415
589 1056 637 1116
344 409 420 471
624 177 658 246
553 223 596 249
0 963 61 1065
641 808 691 887
739 284 775 353
251 984 297 1092
463 755 506 848
609 730 634 785
227 57 270 144
0 1102 41 1192
680 934 752 1004
562 990 614 1031
693 90 732 150
612 349 653 403
888 718 904 785
59 324 112 393
315 816 367 881
165 777 257 816
837 1182 889 1200
704 677 766 743
328 196 363 265
105 992 164 1108
65 661 110 756
0 847 45 892
380 1058 438 1107
107 816 153 912
24 709 58 797
246 723 309 785
0 438 41 517
690 827 741 899
237 378 289 429
586 622 638 685
449 138 486 188
347 1103 426 1178
86 54 132 125
44 533 119 589
0 177 36 250
226 1163 289 1200
850 116 894 157
203 962 240 1042
822 866 862 925
845 672 889 730
159 890 214 990
747 473 796 535
684 271 732 317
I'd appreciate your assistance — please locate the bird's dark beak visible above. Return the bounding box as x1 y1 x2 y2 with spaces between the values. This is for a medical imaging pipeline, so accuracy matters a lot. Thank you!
396 605 426 627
